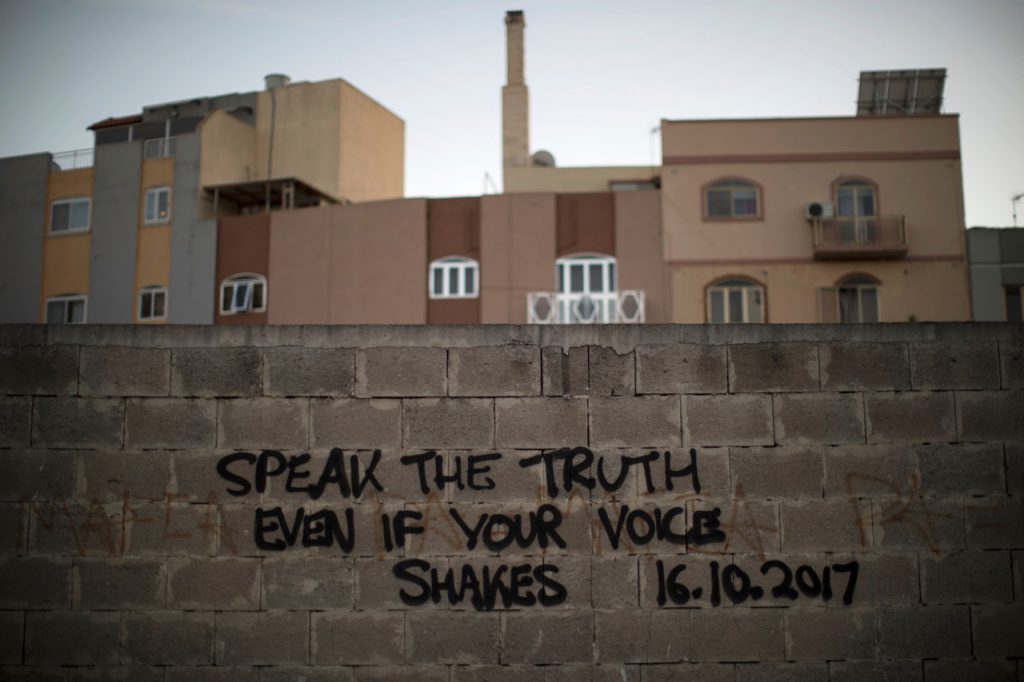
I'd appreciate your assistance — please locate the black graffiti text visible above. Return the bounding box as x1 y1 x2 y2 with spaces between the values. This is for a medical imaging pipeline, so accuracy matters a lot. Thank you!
217 449 383 500
393 559 567 611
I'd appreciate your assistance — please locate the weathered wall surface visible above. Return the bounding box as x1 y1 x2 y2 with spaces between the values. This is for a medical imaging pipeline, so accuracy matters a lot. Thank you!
0 322 1022 681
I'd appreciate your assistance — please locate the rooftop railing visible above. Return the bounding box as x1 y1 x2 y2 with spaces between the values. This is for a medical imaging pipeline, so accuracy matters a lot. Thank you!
51 148 94 171
527 290 646 324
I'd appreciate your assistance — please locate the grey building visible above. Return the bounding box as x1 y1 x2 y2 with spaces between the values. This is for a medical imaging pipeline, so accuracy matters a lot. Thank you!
966 227 1024 321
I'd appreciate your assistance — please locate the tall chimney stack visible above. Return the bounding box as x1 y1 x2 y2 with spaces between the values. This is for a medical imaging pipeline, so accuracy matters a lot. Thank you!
502 10 530 172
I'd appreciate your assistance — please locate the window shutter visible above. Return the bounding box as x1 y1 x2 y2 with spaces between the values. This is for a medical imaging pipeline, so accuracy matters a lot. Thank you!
819 287 839 323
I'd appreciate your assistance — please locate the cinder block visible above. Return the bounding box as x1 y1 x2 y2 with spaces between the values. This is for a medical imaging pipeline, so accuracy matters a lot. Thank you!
495 397 587 448
591 396 681 448
965 498 1024 549
122 611 214 665
865 391 955 444
593 665 641 682
828 660 921 682
30 501 122 556
124 502 218 556
774 393 864 445
449 450 545 504
74 558 165 609
1008 444 1024 496
356 347 446 397
957 390 1024 441
218 398 309 450
76 450 171 502
729 447 823 500
690 609 784 662
501 611 594 664
735 662 828 682
780 499 865 552
819 342 909 391
0 450 75 501
403 398 493 449
595 610 654 663
125 398 216 449
589 346 634 396
265 668 356 682
0 397 30 447
916 443 1004 496
0 557 71 608
0 344 78 395
683 394 773 447
542 346 588 396
0 666 66 681
0 503 26 554
923 659 1016 682
874 497 964 551
729 343 818 393
354 667 444 682
592 556 639 609
170 451 247 503
1000 341 1024 389
79 346 169 397
406 611 499 664
354 556 443 610
264 346 354 396
0 611 22 665
24 611 120 665
878 605 971 658
639 663 735 682
263 556 352 610
921 551 1013 604
32 397 124 449
786 607 876 660
847 553 920 604
171 347 261 397
636 343 727 394
972 604 1024 657
449 346 540 397
216 611 308 665
311 399 401 449
453 665 602 682
635 446 729 501
910 341 1000 390
165 667 260 682
166 557 260 610
824 444 915 498
312 612 404 665
685 498 780 554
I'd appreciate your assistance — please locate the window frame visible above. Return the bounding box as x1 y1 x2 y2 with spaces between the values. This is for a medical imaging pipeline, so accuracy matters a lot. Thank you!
705 277 766 323
555 254 618 323
45 294 87 324
144 186 172 225
429 257 480 299
832 176 880 217
138 286 168 322
702 177 763 221
219 274 267 315
836 274 881 323
49 197 91 234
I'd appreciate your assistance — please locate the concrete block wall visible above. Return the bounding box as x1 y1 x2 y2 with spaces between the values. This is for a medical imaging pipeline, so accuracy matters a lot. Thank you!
0 322 1022 680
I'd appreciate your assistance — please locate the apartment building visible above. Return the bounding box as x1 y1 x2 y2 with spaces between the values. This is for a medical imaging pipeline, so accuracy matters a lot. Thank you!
966 227 1024 321
0 75 404 325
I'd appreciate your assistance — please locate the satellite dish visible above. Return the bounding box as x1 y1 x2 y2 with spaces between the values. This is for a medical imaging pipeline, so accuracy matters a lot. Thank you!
532 150 556 167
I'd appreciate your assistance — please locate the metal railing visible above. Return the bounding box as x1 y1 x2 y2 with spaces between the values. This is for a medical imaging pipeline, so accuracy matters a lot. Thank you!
527 290 645 324
51 148 94 171
143 137 176 160
813 216 907 258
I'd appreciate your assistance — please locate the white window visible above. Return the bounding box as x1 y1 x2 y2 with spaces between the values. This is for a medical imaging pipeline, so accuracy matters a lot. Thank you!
45 295 87 324
820 275 880 323
50 198 91 233
144 187 171 224
429 257 479 299
138 286 167 321
555 254 617 323
220 274 267 315
707 279 764 323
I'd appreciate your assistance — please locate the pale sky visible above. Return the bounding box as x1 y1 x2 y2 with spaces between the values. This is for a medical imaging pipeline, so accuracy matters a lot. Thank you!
1 0 1022 227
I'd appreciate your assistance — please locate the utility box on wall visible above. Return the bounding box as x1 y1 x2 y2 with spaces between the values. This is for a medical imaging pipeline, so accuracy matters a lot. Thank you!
0 323 1022 678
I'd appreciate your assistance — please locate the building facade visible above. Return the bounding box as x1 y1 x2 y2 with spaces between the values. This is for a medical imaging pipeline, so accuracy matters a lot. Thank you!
967 227 1024 321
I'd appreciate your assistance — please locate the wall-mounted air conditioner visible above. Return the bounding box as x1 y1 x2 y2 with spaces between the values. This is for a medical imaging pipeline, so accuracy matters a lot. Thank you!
805 201 834 220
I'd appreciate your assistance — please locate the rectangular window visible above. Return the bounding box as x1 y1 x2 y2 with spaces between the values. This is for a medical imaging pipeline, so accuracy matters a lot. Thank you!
144 187 171 224
50 198 91 233
429 259 480 299
139 287 167 321
45 295 87 324
1006 286 1022 322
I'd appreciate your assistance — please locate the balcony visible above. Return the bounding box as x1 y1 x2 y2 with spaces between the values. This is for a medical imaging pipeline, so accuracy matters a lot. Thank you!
51 148 94 171
527 290 645 324
813 216 908 260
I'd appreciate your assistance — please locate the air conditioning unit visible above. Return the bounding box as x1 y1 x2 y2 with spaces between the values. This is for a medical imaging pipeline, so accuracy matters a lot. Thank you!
805 201 834 220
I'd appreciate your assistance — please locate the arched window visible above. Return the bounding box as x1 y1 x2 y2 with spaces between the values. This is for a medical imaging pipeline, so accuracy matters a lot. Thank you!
555 254 616 323
45 294 87 324
138 285 167 322
834 178 878 218
837 274 879 323
220 273 267 315
429 257 479 299
703 178 762 219
706 278 765 323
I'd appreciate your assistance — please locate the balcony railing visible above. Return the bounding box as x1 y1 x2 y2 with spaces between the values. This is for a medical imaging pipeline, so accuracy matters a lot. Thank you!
813 216 908 259
527 290 645 324
51 148 94 171
143 137 176 160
